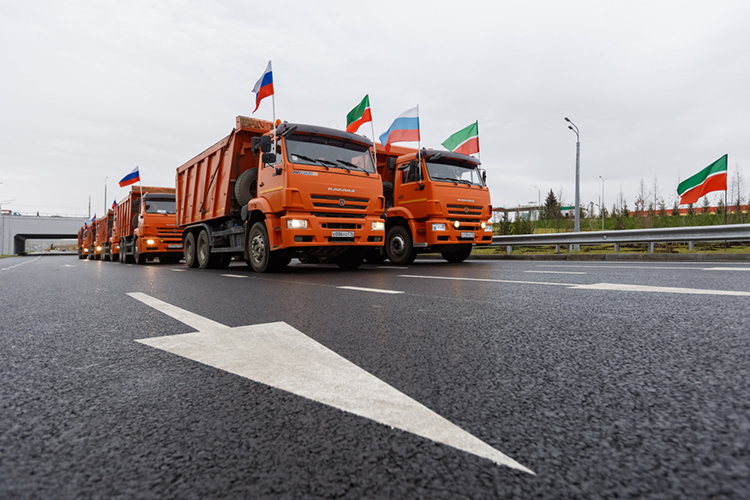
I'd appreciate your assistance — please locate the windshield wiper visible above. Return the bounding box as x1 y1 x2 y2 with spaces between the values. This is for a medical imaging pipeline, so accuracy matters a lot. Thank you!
431 176 459 185
336 159 370 175
292 154 329 170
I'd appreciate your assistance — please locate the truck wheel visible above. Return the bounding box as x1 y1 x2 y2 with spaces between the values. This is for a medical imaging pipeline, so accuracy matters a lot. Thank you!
103 247 109 261
197 230 211 269
364 248 387 264
441 244 473 263
386 225 416 265
336 248 365 270
234 169 258 207
134 241 146 265
184 233 198 268
248 222 272 273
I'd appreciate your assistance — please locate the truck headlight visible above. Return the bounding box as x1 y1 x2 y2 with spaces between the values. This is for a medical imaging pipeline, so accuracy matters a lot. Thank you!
146 239 155 245
485 222 493 232
480 221 486 229
453 220 460 229
431 223 446 231
96 246 102 251
372 221 385 231
287 219 308 229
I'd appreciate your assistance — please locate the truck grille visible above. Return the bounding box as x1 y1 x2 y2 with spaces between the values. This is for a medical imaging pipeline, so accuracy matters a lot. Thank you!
447 204 483 216
157 226 180 235
311 194 369 212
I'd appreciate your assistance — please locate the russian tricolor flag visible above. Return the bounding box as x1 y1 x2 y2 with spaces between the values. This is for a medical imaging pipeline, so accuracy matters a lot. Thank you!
119 167 140 187
379 107 420 152
112 199 117 210
252 61 274 113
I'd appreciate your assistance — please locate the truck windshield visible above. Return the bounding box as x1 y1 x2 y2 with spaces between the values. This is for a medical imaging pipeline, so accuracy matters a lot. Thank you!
425 160 484 186
144 196 176 214
285 134 376 173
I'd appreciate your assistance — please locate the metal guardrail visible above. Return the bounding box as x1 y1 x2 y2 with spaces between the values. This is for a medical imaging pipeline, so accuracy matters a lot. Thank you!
491 223 750 253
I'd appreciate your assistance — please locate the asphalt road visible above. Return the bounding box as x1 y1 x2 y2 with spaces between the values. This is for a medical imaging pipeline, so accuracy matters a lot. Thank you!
1 255 749 498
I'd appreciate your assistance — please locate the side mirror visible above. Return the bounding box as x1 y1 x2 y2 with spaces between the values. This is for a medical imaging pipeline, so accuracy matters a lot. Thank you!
250 136 261 153
386 157 396 172
408 160 420 182
482 170 487 184
260 135 272 153
261 153 277 164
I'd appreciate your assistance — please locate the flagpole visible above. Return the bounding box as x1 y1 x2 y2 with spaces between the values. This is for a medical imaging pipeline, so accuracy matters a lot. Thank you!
725 155 728 225
476 120 481 163
369 119 378 169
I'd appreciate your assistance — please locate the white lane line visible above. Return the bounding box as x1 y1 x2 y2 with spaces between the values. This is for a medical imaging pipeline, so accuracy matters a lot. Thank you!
221 274 248 278
538 264 715 270
64 264 76 268
570 283 750 296
524 270 586 275
399 275 569 286
703 267 750 271
130 293 532 473
378 266 409 269
127 292 229 332
1 256 41 271
399 274 750 296
171 269 187 272
337 286 404 295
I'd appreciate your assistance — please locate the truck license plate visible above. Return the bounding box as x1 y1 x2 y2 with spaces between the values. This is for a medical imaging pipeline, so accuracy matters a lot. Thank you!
167 244 183 249
332 231 354 238
460 232 475 239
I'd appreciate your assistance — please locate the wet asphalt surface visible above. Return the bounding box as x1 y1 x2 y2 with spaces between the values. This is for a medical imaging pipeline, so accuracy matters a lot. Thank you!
1 255 749 499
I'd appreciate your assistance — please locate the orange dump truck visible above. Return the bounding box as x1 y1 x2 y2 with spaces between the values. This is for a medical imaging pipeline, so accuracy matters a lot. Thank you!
176 116 385 272
373 145 493 264
114 186 182 264
77 225 88 259
96 210 116 261
85 218 98 260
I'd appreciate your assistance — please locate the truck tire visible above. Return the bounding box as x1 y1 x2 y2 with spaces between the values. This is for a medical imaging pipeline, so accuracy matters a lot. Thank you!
197 229 211 269
184 233 198 268
441 244 473 263
132 215 139 230
234 169 258 207
247 222 272 273
336 247 365 270
386 225 416 265
134 240 146 265
365 248 387 264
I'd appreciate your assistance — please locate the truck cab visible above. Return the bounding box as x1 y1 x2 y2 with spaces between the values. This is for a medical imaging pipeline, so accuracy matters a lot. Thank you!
376 146 493 264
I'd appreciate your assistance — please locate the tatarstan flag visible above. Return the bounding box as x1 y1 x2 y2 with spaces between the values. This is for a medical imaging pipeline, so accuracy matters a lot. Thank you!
442 121 479 156
677 154 727 205
346 95 372 133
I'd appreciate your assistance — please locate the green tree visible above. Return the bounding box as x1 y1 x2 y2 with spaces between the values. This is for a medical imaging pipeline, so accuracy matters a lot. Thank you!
701 196 710 215
541 189 561 220
499 211 512 235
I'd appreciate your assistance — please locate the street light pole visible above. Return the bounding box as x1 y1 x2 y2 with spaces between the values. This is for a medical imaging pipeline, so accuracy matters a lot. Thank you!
1 198 15 256
533 185 541 221
564 117 580 250
599 175 607 230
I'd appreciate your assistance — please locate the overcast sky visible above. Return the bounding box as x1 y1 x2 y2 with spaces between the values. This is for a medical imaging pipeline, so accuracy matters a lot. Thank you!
1 0 748 217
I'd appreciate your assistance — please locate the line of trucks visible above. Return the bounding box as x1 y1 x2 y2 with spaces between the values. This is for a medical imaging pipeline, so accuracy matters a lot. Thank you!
78 116 493 271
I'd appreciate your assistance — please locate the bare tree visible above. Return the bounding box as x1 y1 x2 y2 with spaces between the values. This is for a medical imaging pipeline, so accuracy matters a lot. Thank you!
634 177 648 216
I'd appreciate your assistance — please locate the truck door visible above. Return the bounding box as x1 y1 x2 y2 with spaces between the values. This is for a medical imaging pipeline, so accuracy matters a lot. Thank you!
395 161 429 220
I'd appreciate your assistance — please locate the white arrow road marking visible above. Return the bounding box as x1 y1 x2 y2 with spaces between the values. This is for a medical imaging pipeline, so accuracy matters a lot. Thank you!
127 292 532 473
337 286 404 295
400 275 750 296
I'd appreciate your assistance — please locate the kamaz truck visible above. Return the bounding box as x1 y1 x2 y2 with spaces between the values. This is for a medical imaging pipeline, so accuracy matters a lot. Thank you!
373 144 493 264
176 116 385 272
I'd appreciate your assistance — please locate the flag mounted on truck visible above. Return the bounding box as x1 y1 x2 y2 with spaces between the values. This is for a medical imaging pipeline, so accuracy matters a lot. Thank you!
379 106 420 153
252 61 274 113
442 121 479 156
119 167 140 188
677 154 727 205
346 95 372 133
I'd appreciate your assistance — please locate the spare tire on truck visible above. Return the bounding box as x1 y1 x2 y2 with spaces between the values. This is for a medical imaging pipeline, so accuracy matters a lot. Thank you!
234 169 258 207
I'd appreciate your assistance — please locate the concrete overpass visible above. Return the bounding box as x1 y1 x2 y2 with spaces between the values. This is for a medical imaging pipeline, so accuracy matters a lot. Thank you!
1 213 89 255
